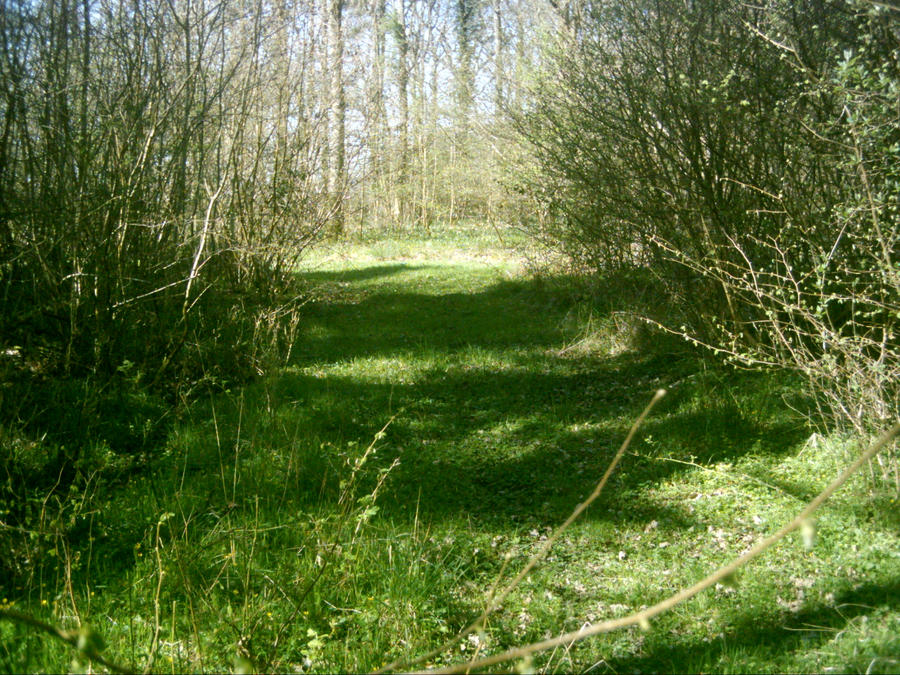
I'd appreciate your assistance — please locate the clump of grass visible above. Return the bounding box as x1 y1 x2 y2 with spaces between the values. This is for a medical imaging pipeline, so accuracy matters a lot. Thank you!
2 227 898 674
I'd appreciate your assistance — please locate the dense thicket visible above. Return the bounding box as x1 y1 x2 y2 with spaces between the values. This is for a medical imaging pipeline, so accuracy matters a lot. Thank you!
0 0 550 443
0 0 340 492
516 0 898 444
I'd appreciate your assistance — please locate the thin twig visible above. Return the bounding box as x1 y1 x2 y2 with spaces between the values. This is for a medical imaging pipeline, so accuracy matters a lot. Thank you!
377 390 667 673
0 609 136 674
426 421 900 674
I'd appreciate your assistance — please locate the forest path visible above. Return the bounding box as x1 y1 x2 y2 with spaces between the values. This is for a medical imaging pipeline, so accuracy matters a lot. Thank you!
288 239 696 523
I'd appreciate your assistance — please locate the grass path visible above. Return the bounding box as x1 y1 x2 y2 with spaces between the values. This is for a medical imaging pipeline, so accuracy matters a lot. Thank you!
291 243 728 524
5 229 898 674
277 235 899 673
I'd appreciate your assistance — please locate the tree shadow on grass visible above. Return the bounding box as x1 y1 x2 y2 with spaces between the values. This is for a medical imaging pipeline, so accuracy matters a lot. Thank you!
83 266 809 584
266 353 807 529
300 263 429 284
83 265 813 599
296 279 576 363
601 576 900 674
258 266 812 530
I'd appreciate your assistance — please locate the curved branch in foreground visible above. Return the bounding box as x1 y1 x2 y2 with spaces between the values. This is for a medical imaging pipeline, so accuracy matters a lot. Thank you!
377 389 667 674
427 420 900 674
0 608 135 674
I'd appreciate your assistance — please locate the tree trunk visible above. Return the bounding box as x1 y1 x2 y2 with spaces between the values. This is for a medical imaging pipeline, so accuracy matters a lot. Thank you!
326 0 345 235
493 0 503 115
370 0 387 226
395 0 409 191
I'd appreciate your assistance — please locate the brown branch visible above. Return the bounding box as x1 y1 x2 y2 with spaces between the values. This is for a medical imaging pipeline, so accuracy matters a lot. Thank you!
0 609 136 674
426 421 900 674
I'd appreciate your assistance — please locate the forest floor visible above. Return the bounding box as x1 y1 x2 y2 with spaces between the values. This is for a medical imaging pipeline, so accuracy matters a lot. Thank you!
3 224 899 673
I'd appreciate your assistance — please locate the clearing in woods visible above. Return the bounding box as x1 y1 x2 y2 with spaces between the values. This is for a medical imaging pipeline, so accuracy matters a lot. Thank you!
5 226 898 673
278 226 898 672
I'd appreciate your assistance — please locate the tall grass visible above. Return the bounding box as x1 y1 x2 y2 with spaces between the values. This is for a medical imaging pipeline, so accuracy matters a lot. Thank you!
2 226 898 674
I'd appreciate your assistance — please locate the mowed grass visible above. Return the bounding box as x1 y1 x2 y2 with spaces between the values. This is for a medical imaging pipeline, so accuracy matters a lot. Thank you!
3 223 898 673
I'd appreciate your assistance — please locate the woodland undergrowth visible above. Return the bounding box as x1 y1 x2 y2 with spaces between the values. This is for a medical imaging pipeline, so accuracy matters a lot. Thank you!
1 226 898 674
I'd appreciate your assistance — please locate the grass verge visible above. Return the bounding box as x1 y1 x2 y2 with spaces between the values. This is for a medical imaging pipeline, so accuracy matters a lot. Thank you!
2 222 898 673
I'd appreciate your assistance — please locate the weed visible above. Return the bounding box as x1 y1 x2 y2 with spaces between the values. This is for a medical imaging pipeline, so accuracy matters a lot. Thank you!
2 225 897 673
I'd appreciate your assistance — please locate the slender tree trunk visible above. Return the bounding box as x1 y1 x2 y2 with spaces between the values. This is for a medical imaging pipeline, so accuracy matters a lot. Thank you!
493 0 503 115
326 0 345 235
396 0 409 189
387 0 409 225
454 0 475 138
274 0 290 194
369 0 387 226
513 2 526 112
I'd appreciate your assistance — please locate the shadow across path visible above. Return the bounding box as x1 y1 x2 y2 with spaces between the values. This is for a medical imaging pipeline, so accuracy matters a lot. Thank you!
604 577 900 673
273 263 807 527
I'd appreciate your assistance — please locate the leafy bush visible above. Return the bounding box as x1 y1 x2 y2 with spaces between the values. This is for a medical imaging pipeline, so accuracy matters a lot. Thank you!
0 0 325 586
0 0 324 435
514 0 898 464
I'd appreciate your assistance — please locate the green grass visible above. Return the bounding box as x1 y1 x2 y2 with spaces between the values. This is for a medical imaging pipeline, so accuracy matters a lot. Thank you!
2 222 898 673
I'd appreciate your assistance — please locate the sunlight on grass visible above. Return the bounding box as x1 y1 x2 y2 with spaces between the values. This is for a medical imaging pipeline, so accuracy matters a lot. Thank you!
4 225 898 674
302 221 535 272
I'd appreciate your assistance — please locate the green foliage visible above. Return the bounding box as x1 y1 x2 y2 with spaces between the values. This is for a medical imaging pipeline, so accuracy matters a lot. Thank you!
0 0 318 562
2 228 897 673
0 0 320 385
514 0 898 453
